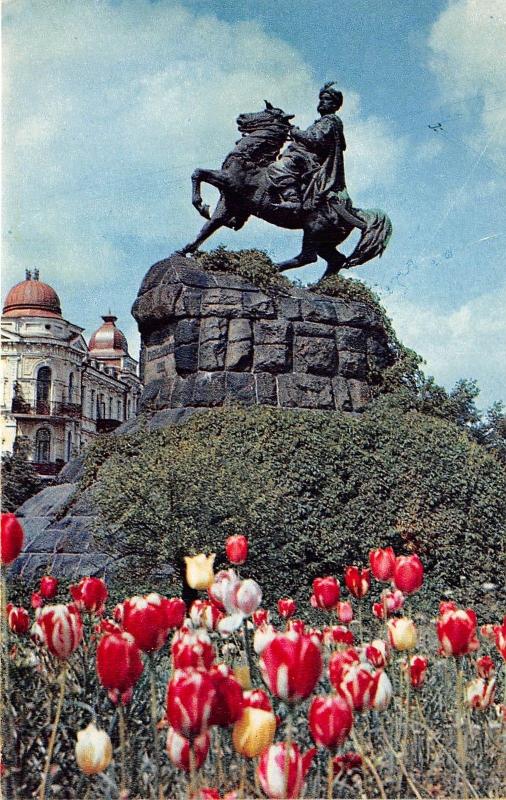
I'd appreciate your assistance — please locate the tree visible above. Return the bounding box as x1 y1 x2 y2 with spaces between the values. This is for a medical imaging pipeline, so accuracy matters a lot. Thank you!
1 437 42 512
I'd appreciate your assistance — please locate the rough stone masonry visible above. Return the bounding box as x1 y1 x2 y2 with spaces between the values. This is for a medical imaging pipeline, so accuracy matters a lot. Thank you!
132 254 395 414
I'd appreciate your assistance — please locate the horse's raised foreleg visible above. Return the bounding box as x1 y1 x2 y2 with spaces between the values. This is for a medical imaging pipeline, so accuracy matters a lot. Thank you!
317 244 347 278
179 197 231 255
191 168 230 220
275 231 318 272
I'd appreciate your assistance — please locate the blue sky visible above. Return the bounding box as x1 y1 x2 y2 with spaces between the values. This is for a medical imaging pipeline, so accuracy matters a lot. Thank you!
3 0 505 406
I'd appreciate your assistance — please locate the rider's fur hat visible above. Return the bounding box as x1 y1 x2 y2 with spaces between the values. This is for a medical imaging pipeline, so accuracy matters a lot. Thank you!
319 81 343 110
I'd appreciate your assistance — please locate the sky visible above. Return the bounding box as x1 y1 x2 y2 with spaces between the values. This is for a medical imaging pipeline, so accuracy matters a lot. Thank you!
3 0 506 408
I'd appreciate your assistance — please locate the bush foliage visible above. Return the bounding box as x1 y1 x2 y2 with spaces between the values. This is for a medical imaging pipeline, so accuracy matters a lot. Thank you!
81 404 506 616
194 246 291 292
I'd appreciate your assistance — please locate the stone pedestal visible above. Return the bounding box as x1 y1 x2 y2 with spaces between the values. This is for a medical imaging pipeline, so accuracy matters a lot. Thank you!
132 254 394 413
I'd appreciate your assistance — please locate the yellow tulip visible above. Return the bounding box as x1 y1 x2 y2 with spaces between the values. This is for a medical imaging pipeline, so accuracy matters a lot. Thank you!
387 617 417 651
75 723 113 775
184 553 216 590
234 664 252 690
232 707 276 758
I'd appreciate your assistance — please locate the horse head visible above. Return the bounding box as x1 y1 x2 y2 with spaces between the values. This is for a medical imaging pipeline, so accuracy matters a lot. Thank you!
236 101 294 135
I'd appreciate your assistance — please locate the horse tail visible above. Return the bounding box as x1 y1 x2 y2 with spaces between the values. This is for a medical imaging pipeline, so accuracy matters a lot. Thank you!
344 208 392 268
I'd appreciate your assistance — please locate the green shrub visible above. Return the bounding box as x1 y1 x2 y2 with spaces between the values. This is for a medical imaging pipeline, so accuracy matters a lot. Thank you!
194 246 291 292
81 405 506 617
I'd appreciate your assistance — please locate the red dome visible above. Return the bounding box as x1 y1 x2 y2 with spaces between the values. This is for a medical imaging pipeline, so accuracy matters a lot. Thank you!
3 271 62 318
88 315 128 357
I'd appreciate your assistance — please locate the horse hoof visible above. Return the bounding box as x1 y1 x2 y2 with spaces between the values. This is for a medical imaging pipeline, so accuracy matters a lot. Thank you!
202 204 211 220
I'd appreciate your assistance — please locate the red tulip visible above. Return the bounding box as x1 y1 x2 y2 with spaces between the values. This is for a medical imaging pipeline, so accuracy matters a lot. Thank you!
70 577 108 615
369 669 393 711
31 592 43 609
286 618 305 635
242 688 273 712
38 603 83 659
6 604 30 635
165 726 210 772
344 566 370 599
258 742 316 799
372 589 405 619
494 618 506 660
466 677 496 710
393 555 424 595
311 576 340 610
225 535 248 565
308 695 353 750
208 664 244 727
323 625 354 647
252 608 270 627
1 514 24 565
369 547 395 582
95 618 121 636
122 593 182 652
337 601 353 624
365 639 390 668
328 648 360 689
259 631 322 704
189 600 222 631
277 597 297 619
439 600 458 615
166 728 210 772
172 628 215 670
337 663 378 712
436 607 479 657
404 655 429 688
166 668 216 739
97 631 144 704
476 655 495 679
40 575 58 600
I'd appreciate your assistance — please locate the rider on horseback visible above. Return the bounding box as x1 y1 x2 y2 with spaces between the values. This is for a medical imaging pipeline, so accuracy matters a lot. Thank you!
266 82 349 212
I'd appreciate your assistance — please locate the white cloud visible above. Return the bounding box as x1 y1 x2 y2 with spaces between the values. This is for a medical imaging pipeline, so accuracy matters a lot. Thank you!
428 0 506 164
3 0 402 296
384 282 506 407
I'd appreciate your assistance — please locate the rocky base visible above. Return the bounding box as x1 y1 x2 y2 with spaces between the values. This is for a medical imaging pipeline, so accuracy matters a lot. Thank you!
133 254 395 413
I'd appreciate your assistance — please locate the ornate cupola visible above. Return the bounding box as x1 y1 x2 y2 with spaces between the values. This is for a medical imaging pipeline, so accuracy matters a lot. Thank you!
88 314 129 359
3 269 62 318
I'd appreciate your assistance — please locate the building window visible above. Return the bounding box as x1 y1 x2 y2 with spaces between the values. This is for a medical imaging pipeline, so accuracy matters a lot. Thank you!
90 389 95 419
36 366 51 413
108 397 113 419
97 393 105 420
67 431 72 461
68 372 74 403
35 428 51 463
117 399 122 420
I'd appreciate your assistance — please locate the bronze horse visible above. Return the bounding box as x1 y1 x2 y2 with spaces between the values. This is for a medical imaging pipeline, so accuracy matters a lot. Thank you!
179 102 392 276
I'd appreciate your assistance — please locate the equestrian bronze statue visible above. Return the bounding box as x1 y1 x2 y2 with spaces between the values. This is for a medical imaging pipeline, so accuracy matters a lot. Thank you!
180 82 392 276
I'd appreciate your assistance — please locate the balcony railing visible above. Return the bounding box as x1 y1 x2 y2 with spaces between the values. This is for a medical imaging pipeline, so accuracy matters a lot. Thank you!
11 400 82 418
32 461 64 476
96 418 122 433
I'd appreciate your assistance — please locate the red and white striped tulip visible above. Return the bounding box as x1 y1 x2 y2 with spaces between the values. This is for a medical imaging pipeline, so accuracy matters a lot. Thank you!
96 631 144 704
436 607 479 657
165 726 210 772
166 668 216 739
372 589 405 619
404 655 429 688
494 617 506 660
38 604 83 659
31 592 43 609
344 566 370 599
277 597 297 619
328 648 361 689
208 569 240 613
259 630 322 704
252 608 270 627
393 555 424 594
308 694 353 750
365 639 390 668
337 601 353 624
336 663 376 712
466 677 496 710
232 579 262 616
6 604 30 635
123 593 184 652
243 688 273 712
311 576 340 610
70 577 108 616
323 625 354 647
253 623 276 655
40 576 58 600
189 600 223 631
258 742 316 799
172 627 215 670
225 535 248 565
370 669 393 711
0 513 24 565
476 655 495 679
369 547 395 582
333 752 363 781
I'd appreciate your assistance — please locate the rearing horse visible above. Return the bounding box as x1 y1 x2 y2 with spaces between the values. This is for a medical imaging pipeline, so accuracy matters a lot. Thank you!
179 102 392 276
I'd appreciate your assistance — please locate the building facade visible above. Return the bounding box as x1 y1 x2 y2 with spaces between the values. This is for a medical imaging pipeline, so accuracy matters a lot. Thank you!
1 270 142 477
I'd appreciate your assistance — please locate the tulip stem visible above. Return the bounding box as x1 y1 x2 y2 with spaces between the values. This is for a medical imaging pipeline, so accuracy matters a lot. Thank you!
327 753 334 800
455 657 468 800
39 663 67 800
358 599 363 645
351 728 387 800
148 654 162 800
239 756 247 799
188 745 196 800
242 619 253 682
284 710 293 797
117 703 128 797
